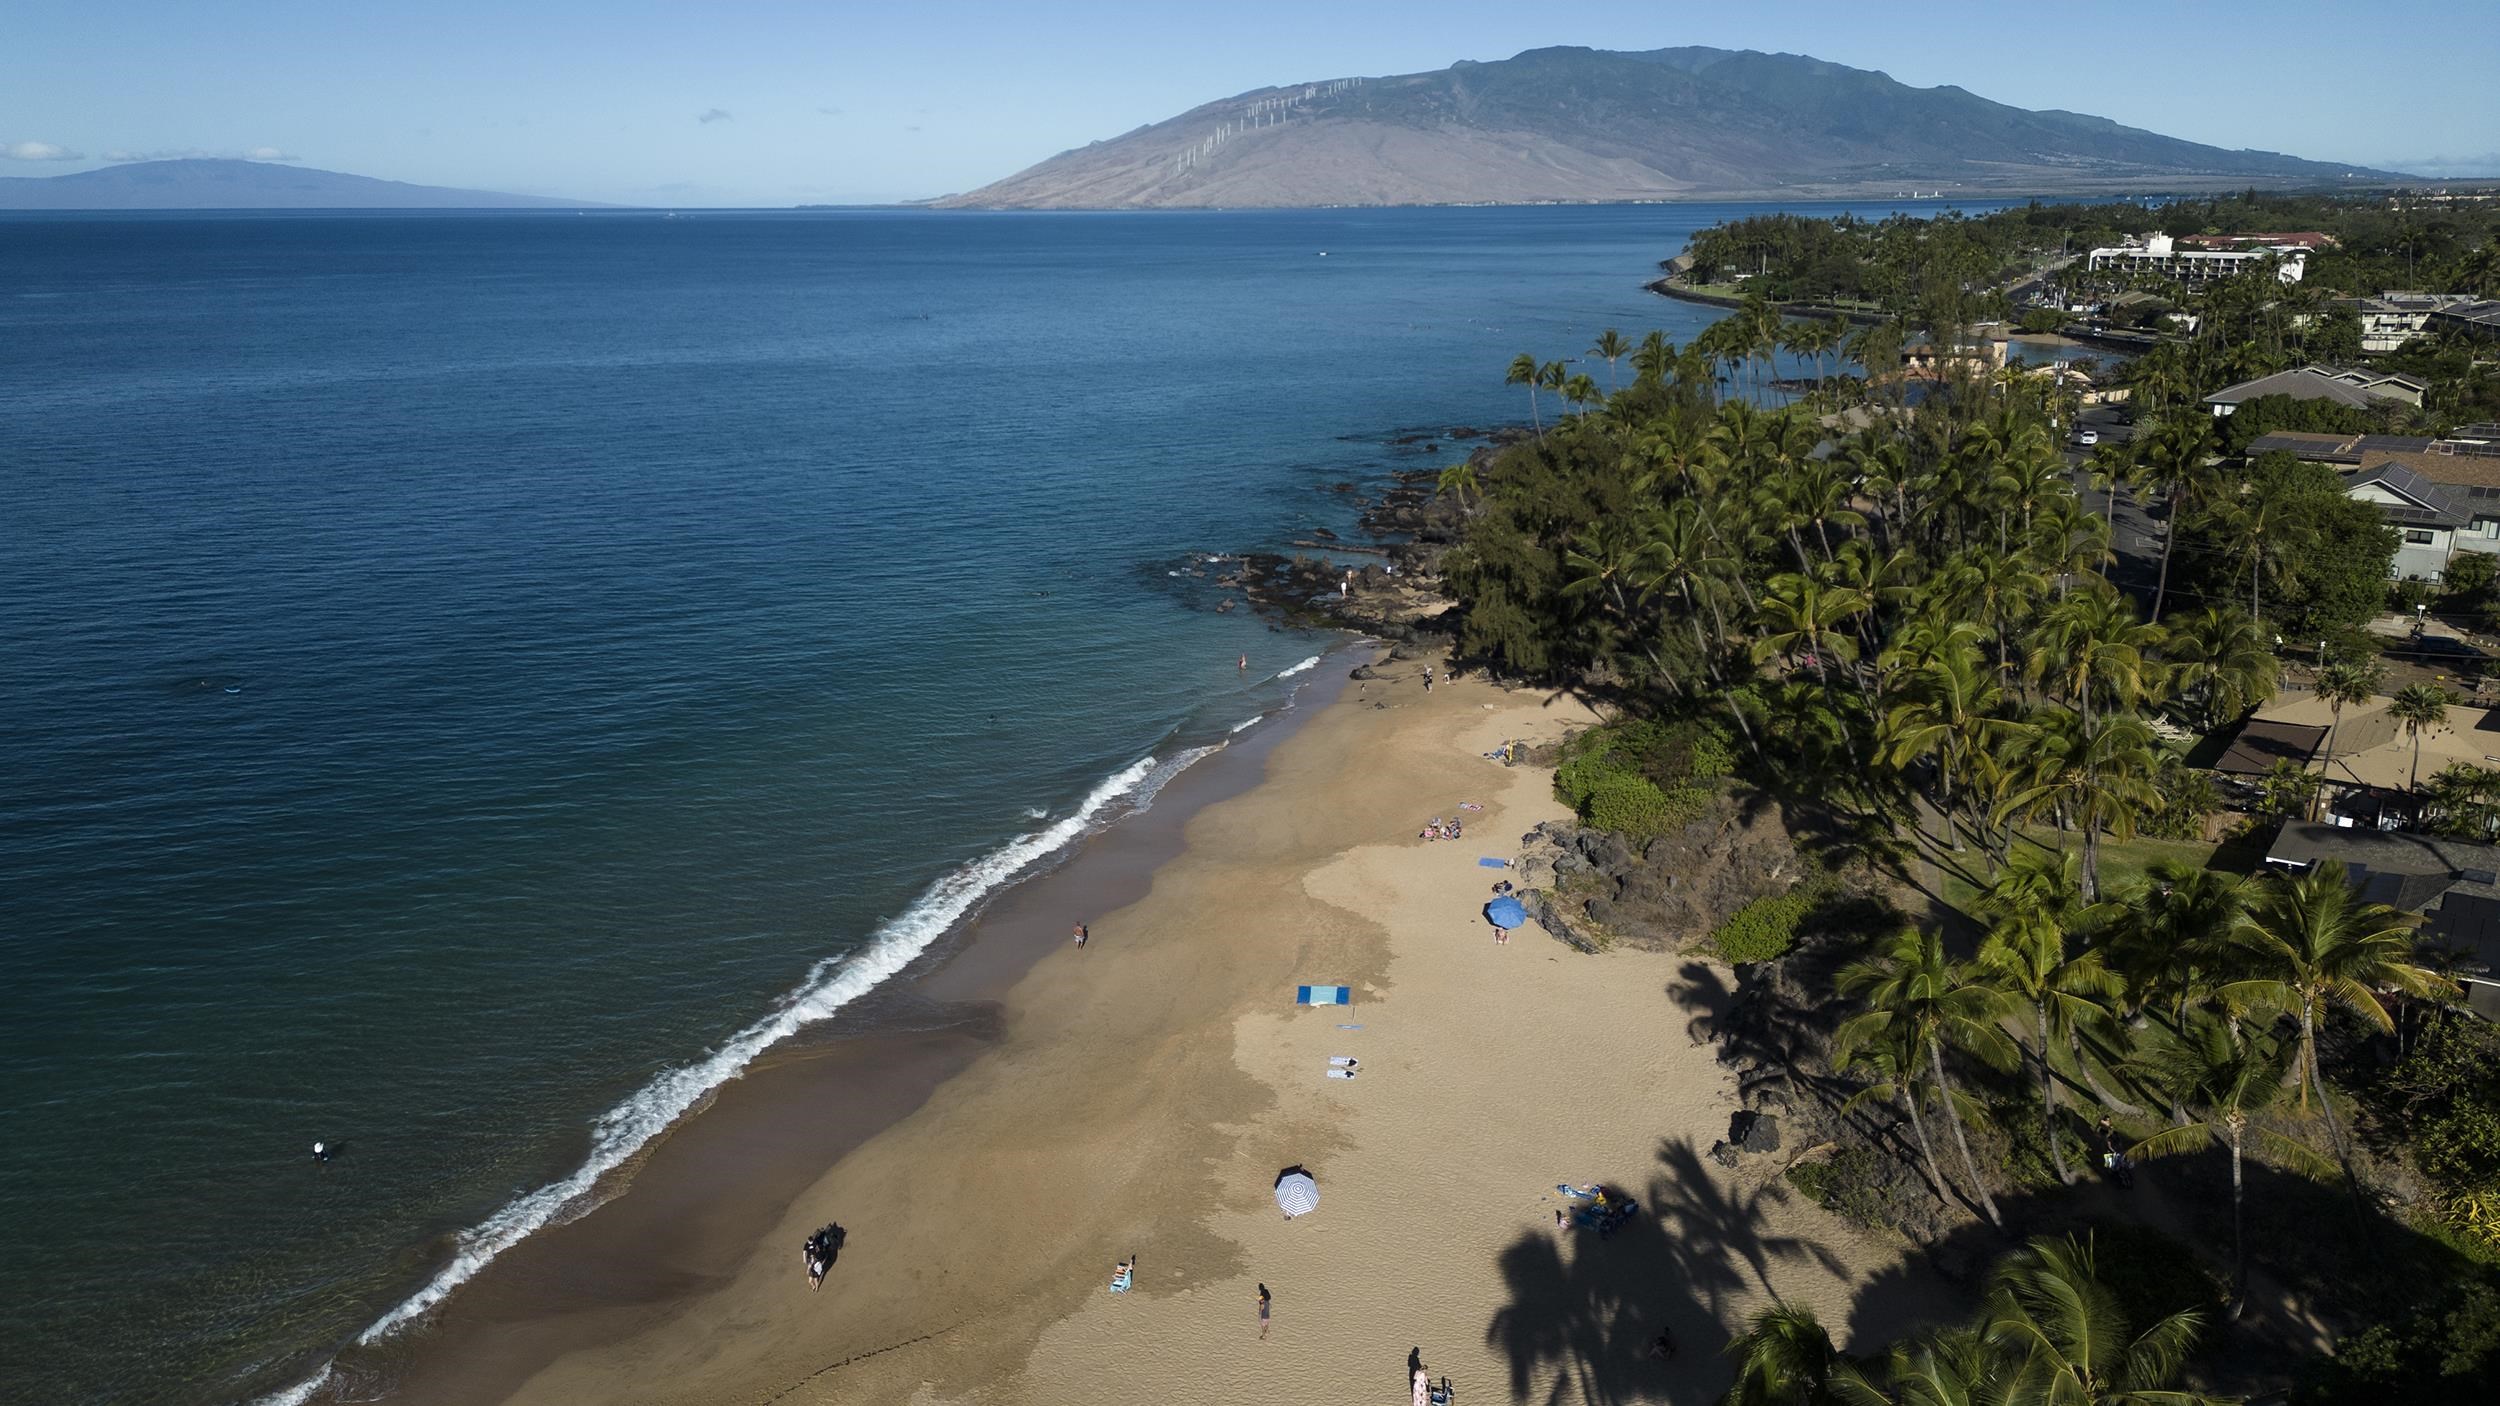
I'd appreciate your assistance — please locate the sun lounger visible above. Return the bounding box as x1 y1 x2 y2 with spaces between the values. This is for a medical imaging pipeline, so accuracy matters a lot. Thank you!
1326 1068 1357 1080
1329 1056 1358 1067
1296 985 1351 1005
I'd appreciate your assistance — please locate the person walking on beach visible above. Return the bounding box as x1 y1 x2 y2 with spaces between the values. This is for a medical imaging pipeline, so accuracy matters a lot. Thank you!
1422 667 1433 692
1257 1283 1271 1339
1073 923 1089 950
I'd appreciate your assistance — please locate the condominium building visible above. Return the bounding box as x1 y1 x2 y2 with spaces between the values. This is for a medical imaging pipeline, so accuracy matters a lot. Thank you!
2086 232 2308 286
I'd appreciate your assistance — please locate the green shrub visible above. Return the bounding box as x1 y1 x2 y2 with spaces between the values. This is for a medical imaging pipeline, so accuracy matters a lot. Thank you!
1711 890 1816 964
1556 719 1724 836
1786 1145 1896 1230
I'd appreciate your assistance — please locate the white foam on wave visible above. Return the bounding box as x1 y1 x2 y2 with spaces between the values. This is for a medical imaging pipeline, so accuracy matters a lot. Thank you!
259 755 1167 1404
1228 714 1262 735
1127 744 1221 813
1275 654 1321 679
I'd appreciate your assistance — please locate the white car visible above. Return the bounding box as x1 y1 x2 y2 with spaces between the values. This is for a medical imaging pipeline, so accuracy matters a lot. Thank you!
2073 428 2100 447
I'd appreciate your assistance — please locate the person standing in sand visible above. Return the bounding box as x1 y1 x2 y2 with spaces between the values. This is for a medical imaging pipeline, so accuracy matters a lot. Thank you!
1256 1282 1271 1339
1073 923 1089 950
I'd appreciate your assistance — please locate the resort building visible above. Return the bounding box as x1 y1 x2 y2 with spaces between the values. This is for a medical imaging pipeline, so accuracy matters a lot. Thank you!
2086 232 2308 286
2203 365 2427 417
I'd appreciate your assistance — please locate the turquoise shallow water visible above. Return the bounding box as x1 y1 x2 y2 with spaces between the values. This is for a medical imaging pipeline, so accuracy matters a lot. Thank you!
0 202 1985 1403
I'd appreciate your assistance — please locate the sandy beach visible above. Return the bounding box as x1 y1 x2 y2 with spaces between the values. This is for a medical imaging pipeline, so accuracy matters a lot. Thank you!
385 649 1957 1406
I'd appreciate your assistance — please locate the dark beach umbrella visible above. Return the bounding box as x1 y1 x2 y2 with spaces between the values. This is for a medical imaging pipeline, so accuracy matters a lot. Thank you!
1485 896 1528 929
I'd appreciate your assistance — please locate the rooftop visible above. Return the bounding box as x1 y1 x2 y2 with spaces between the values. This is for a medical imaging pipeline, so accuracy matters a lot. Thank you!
2206 365 2423 409
2264 822 2500 980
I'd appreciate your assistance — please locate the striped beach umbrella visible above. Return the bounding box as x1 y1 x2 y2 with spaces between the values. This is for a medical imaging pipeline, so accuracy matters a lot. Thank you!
1273 1170 1320 1218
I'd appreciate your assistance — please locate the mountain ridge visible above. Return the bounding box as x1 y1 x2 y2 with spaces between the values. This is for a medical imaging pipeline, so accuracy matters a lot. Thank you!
941 45 2404 209
0 159 603 211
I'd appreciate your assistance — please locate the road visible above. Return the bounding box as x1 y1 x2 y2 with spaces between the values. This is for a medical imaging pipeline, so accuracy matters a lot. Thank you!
2063 406 2164 600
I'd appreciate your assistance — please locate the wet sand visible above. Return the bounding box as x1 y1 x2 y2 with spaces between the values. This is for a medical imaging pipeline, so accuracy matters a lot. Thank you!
377 653 1958 1405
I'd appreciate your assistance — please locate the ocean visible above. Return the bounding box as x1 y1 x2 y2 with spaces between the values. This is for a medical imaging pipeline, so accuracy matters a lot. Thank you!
0 201 1988 1404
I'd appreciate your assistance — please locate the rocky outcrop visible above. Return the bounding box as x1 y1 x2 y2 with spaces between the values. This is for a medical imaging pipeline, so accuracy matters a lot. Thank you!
1515 793 1808 953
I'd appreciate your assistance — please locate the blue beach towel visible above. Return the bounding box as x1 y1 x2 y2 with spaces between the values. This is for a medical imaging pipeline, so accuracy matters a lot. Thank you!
1296 985 1352 1006
1478 857 1511 868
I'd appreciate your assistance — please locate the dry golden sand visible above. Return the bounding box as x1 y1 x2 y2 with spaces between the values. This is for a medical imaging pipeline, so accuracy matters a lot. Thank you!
478 656 1951 1406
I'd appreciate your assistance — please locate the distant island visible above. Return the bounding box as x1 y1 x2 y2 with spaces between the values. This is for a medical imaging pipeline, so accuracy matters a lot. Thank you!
0 158 604 211
942 44 2408 210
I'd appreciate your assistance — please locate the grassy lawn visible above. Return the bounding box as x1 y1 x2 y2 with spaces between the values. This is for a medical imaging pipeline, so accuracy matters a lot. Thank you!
1933 824 2255 915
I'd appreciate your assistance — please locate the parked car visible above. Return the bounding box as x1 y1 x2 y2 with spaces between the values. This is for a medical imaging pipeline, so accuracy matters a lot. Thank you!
2073 428 2100 447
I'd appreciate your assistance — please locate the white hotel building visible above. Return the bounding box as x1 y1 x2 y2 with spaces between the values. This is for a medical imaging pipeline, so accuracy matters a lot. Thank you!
2086 233 2308 286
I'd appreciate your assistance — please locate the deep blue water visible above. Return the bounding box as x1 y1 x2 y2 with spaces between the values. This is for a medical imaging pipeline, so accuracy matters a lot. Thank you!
0 202 1990 1404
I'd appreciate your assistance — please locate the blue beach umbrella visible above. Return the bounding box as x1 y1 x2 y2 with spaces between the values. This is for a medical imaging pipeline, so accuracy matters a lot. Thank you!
1485 896 1528 929
1274 1170 1320 1218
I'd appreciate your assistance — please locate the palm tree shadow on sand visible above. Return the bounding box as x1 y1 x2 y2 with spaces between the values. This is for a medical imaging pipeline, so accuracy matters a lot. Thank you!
1482 1137 1852 1405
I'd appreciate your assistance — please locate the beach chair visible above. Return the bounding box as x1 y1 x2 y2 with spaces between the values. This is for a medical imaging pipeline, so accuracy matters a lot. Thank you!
1429 1376 1455 1405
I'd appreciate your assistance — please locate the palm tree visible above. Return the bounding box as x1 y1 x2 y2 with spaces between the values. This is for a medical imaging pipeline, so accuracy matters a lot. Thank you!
1631 329 1674 387
1505 352 1543 437
1590 327 1631 393
2221 864 2454 1178
2388 682 2451 795
1837 928 2020 1228
1975 850 2121 1186
1981 1233 2218 1406
1433 460 1479 514
2027 584 2165 735
1722 1303 1845 1406
2311 659 2383 816
1754 571 1871 697
2108 860 2246 1022
1830 1330 1997 1406
1564 371 1603 418
1995 708 2161 903
1538 360 1569 422
2128 415 2216 621
1881 627 2005 853
2126 1016 2331 1318
2163 608 2279 731
1839 1029 1951 1206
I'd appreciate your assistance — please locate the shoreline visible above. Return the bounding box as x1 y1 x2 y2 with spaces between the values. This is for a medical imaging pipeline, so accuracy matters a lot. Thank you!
325 655 1363 1404
366 651 1960 1406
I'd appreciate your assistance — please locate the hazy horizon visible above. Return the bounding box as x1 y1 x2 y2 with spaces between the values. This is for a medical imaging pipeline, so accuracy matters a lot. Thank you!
6 0 2497 206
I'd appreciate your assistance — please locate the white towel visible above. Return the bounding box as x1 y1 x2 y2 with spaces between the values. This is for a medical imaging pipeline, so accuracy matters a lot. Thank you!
1326 1069 1357 1080
1328 1056 1359 1067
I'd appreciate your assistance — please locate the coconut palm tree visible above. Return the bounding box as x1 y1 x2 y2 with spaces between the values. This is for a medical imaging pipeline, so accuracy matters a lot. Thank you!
2388 682 2451 795
1981 1233 2218 1406
1880 627 2005 853
1505 352 1543 437
2220 863 2453 1178
1837 928 2020 1228
1754 571 1872 697
2126 1016 2331 1318
1590 327 1631 393
2127 415 2217 622
1995 708 2161 903
1830 1330 1997 1406
1722 1303 1846 1406
1838 1028 1951 1206
1433 460 1480 514
2163 607 2279 731
1564 371 1603 418
2108 860 2247 1022
1975 849 2121 1186
2027 583 2166 734
2311 659 2383 817
1631 329 1674 387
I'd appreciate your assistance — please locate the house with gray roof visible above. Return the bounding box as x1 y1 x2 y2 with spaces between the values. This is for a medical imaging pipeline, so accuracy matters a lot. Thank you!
2345 463 2486 579
2265 822 2500 1021
2432 299 2500 343
2204 365 2428 417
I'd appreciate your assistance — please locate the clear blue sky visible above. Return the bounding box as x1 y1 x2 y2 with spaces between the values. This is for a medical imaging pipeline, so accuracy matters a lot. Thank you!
5 0 2495 205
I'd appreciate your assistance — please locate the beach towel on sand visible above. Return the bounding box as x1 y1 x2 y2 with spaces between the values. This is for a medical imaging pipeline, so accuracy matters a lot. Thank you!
1326 1068 1356 1080
1477 857 1510 868
1296 985 1351 1006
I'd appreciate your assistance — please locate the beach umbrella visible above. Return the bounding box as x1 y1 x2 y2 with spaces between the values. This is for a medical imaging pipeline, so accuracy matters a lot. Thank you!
1485 896 1528 929
1274 1170 1320 1218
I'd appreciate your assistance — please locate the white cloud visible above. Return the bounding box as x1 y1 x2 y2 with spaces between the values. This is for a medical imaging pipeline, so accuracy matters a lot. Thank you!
697 108 732 125
4 140 83 161
101 146 300 163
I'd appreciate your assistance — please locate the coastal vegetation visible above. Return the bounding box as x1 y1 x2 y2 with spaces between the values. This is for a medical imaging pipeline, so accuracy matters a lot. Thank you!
1416 191 2500 1398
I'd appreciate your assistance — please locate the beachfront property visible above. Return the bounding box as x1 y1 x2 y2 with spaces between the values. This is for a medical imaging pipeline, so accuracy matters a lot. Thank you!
2085 231 2314 286
2202 364 2428 417
2264 822 2500 1022
2245 428 2500 579
2340 291 2476 353
2343 462 2499 579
